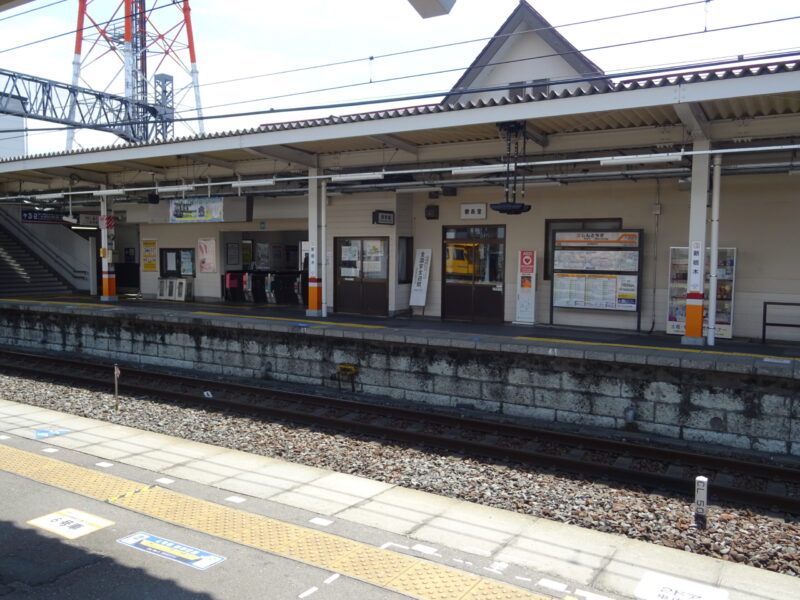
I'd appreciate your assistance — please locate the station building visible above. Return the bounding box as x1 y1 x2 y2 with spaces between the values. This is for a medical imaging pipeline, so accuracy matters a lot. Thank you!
1 1 799 344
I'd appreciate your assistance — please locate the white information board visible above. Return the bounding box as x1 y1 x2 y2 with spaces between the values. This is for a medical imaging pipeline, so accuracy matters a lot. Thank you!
409 249 432 307
514 250 536 324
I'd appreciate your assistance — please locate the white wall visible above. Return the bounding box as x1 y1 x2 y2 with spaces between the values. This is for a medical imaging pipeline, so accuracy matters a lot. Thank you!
407 173 800 340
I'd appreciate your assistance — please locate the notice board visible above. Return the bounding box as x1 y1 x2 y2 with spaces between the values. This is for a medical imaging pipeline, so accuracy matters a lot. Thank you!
550 230 643 330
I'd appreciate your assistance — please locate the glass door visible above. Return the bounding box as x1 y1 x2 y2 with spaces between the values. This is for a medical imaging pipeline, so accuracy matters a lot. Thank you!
334 238 389 316
442 226 505 323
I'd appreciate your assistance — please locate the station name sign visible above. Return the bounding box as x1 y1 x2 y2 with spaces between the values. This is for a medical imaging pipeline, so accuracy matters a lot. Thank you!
372 210 395 225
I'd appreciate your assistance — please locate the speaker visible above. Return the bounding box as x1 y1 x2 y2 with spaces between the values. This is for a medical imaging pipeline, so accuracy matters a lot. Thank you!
425 205 439 220
147 192 160 204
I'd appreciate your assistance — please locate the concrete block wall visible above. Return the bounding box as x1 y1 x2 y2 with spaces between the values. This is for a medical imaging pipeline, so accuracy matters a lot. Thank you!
1 304 798 457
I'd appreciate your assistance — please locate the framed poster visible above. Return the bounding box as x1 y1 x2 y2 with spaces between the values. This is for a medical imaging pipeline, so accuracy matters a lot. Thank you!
142 239 158 272
197 238 217 273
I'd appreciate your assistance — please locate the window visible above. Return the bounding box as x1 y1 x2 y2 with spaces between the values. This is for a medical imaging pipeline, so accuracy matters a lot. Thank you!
398 237 413 284
543 218 622 280
508 80 527 100
160 248 195 277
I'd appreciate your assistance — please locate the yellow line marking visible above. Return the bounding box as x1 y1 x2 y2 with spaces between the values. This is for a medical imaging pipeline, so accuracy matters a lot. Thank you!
0 443 546 599
514 336 800 363
0 298 114 309
193 311 386 329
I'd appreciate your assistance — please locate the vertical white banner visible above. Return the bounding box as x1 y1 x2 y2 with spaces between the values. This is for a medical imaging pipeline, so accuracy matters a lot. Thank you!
409 249 432 307
514 250 536 324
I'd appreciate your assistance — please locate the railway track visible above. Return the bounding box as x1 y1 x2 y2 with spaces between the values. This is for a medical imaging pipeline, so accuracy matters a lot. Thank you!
1 348 798 514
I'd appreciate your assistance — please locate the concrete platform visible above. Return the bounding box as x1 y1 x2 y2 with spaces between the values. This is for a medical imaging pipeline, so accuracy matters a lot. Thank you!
1 398 798 600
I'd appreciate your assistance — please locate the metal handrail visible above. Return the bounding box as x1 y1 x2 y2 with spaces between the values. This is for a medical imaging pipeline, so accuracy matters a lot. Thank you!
761 301 800 343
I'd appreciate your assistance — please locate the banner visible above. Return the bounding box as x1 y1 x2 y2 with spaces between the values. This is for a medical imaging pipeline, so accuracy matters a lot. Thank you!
169 197 224 223
409 249 432 307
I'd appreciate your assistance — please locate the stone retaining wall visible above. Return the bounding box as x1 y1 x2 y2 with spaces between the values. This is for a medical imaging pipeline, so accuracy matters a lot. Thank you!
1 304 798 457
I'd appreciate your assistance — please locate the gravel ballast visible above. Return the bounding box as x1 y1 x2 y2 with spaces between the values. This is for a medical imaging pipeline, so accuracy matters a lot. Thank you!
1 372 798 577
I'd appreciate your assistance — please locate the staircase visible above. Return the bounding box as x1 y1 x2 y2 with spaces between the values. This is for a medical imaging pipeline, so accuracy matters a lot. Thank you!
0 225 73 296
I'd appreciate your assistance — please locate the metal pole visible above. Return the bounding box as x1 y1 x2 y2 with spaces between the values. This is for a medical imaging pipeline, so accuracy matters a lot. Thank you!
707 155 722 346
321 179 328 318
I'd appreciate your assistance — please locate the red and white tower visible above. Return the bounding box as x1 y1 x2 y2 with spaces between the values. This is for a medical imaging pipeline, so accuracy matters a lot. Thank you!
66 0 204 149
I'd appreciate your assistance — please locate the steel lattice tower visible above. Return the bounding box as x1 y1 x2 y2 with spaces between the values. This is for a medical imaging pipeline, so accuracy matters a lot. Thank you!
66 0 204 149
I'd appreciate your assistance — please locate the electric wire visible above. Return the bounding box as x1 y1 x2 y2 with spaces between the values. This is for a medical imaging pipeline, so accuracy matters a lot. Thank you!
0 5 798 143
0 0 68 23
0 0 181 55
2 46 798 140
177 15 800 115
196 0 711 90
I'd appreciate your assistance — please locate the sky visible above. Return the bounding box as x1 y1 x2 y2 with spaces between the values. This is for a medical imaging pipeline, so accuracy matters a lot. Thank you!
0 0 798 155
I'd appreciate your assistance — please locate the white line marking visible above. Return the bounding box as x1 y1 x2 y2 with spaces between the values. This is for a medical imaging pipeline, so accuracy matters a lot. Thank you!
465 546 492 557
310 517 333 527
323 574 339 584
515 576 532 582
411 543 438 555
538 578 569 592
42 448 58 453
155 478 174 485
96 462 113 468
380 542 410 551
575 591 615 600
0 435 10 440
298 586 318 598
453 558 464 564
225 496 246 504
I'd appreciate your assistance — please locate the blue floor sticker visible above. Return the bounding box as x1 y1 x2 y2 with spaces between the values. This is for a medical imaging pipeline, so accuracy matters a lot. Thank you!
118 532 226 570
35 429 71 439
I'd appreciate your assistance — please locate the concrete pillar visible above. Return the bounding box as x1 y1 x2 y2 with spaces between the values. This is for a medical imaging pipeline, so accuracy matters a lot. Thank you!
682 141 710 345
99 196 117 302
306 167 322 317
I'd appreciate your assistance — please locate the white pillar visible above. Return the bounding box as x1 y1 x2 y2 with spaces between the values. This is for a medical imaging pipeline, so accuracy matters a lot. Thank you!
707 155 722 346
306 167 323 317
100 196 117 302
682 141 710 345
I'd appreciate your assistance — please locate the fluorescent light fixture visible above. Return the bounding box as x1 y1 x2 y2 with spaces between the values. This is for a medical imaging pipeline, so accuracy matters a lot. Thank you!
156 184 195 193
230 178 276 188
600 153 683 166
330 171 385 182
62 215 78 224
525 180 562 187
34 193 64 200
92 189 126 197
70 226 97 230
451 164 507 175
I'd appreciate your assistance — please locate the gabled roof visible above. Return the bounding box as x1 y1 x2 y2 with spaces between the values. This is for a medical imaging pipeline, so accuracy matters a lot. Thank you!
442 0 607 105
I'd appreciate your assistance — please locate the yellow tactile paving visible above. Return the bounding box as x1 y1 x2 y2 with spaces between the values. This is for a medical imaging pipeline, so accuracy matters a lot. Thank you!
0 443 550 600
0 444 146 500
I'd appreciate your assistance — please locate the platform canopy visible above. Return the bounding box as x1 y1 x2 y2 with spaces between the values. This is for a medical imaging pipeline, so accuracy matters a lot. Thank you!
0 0 34 12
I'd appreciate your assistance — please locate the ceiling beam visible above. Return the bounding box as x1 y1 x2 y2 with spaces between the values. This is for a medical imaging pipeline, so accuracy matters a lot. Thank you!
673 102 711 141
178 153 237 171
524 123 549 149
369 134 418 156
47 166 108 185
115 160 166 175
248 145 317 168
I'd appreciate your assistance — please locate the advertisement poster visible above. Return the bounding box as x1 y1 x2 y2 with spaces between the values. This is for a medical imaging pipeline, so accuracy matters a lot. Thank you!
197 238 216 273
255 243 270 270
142 239 158 272
409 249 432 307
514 250 536 324
169 197 224 223
180 250 194 276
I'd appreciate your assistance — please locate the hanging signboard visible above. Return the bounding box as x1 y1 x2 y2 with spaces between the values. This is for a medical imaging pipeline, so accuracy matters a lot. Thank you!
514 250 536 324
169 197 224 223
21 211 68 224
550 229 643 330
409 249 432 307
